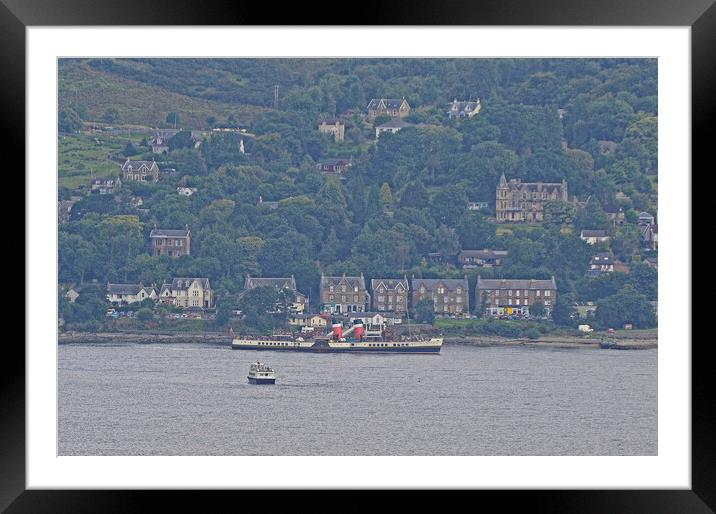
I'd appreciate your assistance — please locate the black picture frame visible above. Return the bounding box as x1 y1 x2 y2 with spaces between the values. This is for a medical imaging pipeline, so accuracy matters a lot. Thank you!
5 0 710 510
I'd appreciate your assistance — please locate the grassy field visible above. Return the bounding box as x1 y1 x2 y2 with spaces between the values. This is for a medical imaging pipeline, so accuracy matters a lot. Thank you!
59 60 267 129
58 131 150 190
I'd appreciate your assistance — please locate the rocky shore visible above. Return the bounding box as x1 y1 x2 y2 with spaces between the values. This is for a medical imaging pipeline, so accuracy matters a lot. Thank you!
58 331 231 345
443 335 657 350
58 331 656 350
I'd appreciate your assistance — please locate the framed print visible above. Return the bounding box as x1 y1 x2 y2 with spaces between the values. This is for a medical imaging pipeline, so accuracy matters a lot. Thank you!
6 0 712 510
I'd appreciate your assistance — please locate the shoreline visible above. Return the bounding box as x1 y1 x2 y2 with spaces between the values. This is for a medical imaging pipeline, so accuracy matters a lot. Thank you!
58 331 657 350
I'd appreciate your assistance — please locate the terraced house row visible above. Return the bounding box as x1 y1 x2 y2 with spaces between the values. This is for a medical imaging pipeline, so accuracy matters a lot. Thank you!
310 273 558 318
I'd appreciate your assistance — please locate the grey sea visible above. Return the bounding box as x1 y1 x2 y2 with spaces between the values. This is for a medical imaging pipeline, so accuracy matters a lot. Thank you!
58 342 657 456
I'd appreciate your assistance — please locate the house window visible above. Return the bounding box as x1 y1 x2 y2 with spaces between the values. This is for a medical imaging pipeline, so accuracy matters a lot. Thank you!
516 299 520 305
329 295 334 302
545 290 551 297
516 290 520 297
536 290 541 297
508 290 512 296
329 286 334 292
545 301 551 306
508 299 512 306
456 296 462 303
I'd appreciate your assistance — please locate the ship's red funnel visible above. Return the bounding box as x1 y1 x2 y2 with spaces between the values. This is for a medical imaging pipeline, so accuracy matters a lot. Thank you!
332 322 343 339
354 321 364 340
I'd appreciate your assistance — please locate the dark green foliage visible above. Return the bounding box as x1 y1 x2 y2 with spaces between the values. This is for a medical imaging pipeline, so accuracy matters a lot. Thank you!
59 108 82 133
102 107 122 124
168 130 195 150
414 298 436 324
136 308 154 321
595 285 656 329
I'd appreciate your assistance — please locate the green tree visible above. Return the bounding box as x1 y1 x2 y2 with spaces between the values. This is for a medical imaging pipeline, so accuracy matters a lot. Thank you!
59 108 82 133
168 130 195 150
530 301 546 318
137 308 154 321
414 297 436 324
166 112 181 128
102 107 122 124
123 141 138 157
595 284 656 329
552 293 578 327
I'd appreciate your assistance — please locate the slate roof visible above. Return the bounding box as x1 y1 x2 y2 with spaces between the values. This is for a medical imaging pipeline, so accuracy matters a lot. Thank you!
377 119 414 129
458 249 508 260
149 228 190 238
170 278 210 290
581 229 609 238
321 274 366 290
318 158 352 166
370 278 409 292
411 277 468 292
245 275 298 292
107 283 143 295
367 98 409 110
591 253 613 264
447 99 481 115
121 159 158 172
476 276 557 290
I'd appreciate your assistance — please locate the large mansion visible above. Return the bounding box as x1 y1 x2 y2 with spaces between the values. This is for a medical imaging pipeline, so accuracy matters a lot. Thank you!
495 173 568 223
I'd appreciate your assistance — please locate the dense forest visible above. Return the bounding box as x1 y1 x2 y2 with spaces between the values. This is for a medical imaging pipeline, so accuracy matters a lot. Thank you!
58 58 658 331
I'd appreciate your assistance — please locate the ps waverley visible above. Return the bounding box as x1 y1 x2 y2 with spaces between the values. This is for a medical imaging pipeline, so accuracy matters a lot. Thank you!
231 320 442 354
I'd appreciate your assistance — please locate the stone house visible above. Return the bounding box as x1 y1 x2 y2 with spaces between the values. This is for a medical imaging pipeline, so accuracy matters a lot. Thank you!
586 252 615 276
316 158 352 175
603 204 626 227
476 276 558 318
107 283 157 305
375 118 414 139
580 229 610 245
91 177 121 194
159 277 213 309
241 275 308 313
637 211 656 226
643 256 658 270
289 313 328 328
495 173 568 223
467 201 489 211
149 226 191 257
121 159 159 182
370 277 409 314
457 249 508 269
319 273 370 314
411 276 469 317
318 118 345 143
366 98 411 120
641 223 658 251
447 98 482 119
